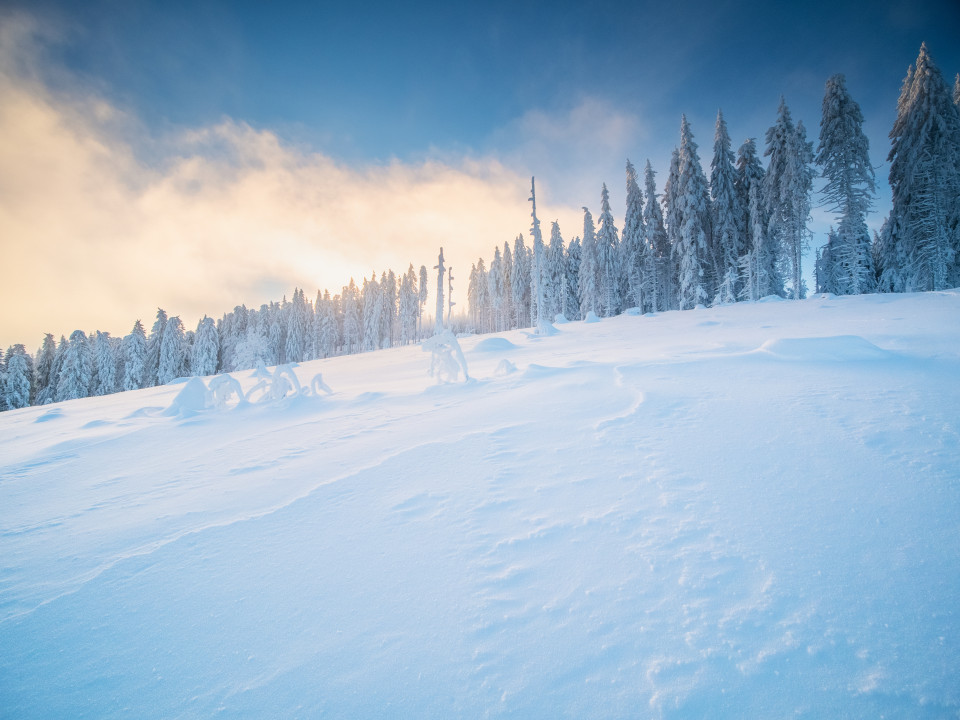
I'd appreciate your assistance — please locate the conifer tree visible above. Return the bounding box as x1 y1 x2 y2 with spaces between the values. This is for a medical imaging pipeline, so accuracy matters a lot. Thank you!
192 316 220 376
121 320 147 391
643 161 671 311
817 74 876 295
316 290 339 356
596 184 622 316
674 116 713 309
816 228 841 294
711 110 744 303
474 257 490 332
51 335 67 396
384 270 398 347
501 241 514 327
362 275 382 351
884 44 960 291
663 148 682 308
56 330 92 402
564 237 581 320
399 267 419 345
92 331 116 396
418 265 429 340
546 221 566 320
284 289 307 362
765 98 815 299
621 160 646 310
578 207 599 317
529 177 551 332
145 309 168 387
157 317 187 385
3 345 33 409
489 246 507 331
511 235 531 327
34 333 57 405
736 138 779 299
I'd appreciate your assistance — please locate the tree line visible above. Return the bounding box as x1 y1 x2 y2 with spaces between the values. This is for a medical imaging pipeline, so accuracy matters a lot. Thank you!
463 44 960 334
1 45 958 411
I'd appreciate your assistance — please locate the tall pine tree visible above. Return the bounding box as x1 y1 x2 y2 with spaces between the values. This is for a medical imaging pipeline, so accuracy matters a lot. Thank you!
884 44 960 291
817 74 876 295
711 110 744 303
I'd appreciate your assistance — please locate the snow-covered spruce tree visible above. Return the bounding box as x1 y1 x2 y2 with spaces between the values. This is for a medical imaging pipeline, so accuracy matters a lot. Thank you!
736 138 780 300
3 345 33 409
564 236 581 320
50 335 67 397
546 221 566 320
399 267 419 345
884 44 960 291
817 74 876 295
816 228 842 294
316 290 339 356
529 177 552 332
578 207 599 317
92 331 116 396
121 320 147 391
56 330 92 402
643 160 671 311
596 184 621 317
501 241 514 327
233 312 270 371
511 235 531 328
711 110 744 304
474 258 490 333
191 316 219 376
765 98 815 300
33 333 57 405
418 265 429 341
284 288 307 362
663 148 682 309
145 308 168 387
384 270 398 347
157 317 187 385
674 116 713 310
362 275 382 352
621 159 646 311
267 306 284 365
489 246 506 331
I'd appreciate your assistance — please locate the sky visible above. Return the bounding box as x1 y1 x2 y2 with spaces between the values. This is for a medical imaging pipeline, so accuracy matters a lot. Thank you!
1 0 958 347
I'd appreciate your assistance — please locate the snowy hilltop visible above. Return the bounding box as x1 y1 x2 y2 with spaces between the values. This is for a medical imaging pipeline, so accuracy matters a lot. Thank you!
1 290 959 718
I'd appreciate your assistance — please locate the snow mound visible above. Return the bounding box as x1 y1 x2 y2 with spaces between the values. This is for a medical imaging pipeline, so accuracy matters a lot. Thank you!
583 311 600 323
163 376 210 416
522 363 567 378
34 408 64 423
494 359 517 375
623 306 643 316
554 313 570 324
757 294 785 303
471 337 518 353
759 335 890 361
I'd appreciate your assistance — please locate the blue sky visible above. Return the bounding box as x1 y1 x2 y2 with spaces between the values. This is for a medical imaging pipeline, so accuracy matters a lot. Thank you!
1 0 958 345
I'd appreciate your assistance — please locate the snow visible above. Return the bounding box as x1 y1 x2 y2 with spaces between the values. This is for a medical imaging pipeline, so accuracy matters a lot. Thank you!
2 291 960 718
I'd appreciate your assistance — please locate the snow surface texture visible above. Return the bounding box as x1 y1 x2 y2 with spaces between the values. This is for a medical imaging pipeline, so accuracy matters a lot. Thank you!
2 292 959 718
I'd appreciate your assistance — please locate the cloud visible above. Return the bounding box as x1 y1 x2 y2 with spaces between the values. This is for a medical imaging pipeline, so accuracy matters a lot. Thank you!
0 14 586 348
490 97 650 222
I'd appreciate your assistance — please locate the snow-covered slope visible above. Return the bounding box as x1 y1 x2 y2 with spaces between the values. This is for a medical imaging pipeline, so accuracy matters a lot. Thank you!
2 292 959 718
